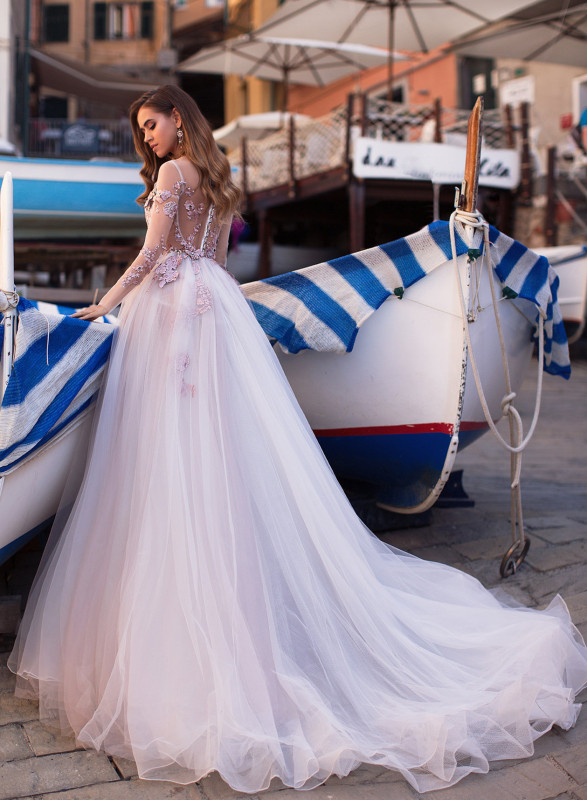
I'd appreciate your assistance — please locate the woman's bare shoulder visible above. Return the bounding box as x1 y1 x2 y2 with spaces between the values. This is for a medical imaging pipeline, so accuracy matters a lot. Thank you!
156 160 183 188
175 157 201 187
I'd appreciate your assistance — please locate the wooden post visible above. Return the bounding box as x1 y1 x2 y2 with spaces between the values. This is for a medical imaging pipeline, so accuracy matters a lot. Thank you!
519 101 533 205
257 209 272 280
545 146 558 246
345 92 354 170
433 97 442 143
459 96 483 213
241 136 249 213
349 179 365 253
503 104 515 148
360 92 368 136
288 113 296 197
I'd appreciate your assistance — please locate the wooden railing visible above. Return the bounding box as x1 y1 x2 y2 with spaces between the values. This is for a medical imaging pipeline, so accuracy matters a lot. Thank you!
228 94 520 202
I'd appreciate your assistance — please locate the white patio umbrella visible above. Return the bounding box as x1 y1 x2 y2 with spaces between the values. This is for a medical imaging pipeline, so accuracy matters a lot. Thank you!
178 34 402 109
256 0 542 96
213 111 312 150
451 0 587 68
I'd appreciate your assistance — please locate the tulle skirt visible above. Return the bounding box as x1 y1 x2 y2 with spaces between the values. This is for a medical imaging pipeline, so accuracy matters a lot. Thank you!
7 253 587 794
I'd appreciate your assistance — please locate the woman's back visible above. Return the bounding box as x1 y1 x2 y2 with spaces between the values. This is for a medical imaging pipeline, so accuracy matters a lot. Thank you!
147 157 224 264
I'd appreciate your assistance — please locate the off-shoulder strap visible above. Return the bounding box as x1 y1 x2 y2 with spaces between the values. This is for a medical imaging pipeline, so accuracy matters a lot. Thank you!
170 159 184 184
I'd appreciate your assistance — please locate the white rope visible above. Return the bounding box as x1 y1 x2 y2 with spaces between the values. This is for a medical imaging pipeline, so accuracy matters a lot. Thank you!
0 289 19 312
449 209 545 563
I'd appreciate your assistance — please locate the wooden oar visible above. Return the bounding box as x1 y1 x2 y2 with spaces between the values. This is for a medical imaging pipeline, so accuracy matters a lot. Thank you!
458 96 484 213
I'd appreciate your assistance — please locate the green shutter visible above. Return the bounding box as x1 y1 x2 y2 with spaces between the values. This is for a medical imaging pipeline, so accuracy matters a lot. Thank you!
93 3 107 40
141 2 154 39
43 4 70 43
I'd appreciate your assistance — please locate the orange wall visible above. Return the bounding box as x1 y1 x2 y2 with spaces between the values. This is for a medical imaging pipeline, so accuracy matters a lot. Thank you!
287 48 459 117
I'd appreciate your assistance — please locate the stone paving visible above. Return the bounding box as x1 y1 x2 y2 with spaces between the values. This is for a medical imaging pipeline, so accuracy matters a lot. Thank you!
0 359 586 800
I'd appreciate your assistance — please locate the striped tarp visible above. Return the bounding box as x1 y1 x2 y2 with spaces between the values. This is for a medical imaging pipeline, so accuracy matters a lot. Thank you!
242 219 570 378
0 297 117 472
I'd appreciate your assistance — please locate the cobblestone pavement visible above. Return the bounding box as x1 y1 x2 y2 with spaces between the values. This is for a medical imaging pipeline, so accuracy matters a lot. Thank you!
1 360 586 800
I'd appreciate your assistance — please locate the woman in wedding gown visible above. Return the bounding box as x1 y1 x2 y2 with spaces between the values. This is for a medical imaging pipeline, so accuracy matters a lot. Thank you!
7 86 587 794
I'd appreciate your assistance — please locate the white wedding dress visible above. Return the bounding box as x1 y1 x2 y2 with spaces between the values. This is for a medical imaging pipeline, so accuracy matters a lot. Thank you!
8 158 587 794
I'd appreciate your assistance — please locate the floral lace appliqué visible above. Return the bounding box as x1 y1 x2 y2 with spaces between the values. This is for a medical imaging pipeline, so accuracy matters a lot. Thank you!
185 200 205 221
153 251 182 288
176 352 196 397
187 254 213 316
153 199 178 218
122 240 164 287
195 280 212 315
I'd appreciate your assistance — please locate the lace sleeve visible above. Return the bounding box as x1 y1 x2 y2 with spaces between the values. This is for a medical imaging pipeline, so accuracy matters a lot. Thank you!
97 162 183 313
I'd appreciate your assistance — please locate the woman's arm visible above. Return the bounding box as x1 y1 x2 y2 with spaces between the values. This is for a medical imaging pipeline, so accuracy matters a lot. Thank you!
71 161 182 320
214 219 232 268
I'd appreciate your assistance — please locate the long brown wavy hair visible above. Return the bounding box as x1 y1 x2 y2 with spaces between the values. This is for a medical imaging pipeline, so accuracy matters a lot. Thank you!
129 85 241 223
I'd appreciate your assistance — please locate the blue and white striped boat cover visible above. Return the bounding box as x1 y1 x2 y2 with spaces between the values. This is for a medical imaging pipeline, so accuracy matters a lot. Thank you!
0 297 117 472
242 219 570 378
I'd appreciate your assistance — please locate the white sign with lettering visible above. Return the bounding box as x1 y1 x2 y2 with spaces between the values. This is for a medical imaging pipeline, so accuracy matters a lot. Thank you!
353 138 520 189
500 75 535 108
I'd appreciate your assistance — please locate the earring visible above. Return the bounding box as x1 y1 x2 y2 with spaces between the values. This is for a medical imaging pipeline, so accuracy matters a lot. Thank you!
177 128 184 149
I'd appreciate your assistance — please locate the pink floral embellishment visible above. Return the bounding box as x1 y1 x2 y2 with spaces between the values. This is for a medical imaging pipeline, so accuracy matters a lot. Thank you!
176 352 196 397
177 353 190 372
163 200 178 218
153 252 181 287
195 282 212 315
122 240 164 287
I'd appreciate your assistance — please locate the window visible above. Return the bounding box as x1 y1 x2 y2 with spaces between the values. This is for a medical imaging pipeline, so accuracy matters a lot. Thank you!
43 4 70 42
40 96 68 119
93 2 154 40
140 2 153 38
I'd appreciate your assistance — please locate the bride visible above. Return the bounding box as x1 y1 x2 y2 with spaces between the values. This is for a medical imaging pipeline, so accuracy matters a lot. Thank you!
7 85 587 794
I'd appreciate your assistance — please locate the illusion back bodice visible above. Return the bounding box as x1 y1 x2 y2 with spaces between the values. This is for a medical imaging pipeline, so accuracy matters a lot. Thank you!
118 158 231 296
144 159 222 264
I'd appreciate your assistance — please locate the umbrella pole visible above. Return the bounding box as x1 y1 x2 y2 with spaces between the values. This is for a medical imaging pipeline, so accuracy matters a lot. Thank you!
282 70 289 113
386 0 396 102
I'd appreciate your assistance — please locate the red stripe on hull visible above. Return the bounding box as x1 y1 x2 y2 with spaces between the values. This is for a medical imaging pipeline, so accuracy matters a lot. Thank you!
313 421 489 437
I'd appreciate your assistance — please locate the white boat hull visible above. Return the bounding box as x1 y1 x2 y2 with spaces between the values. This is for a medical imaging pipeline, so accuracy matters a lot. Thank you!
0 408 94 564
276 254 535 511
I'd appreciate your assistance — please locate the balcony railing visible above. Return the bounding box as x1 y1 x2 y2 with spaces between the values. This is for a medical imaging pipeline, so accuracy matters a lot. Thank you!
27 119 140 160
228 98 519 197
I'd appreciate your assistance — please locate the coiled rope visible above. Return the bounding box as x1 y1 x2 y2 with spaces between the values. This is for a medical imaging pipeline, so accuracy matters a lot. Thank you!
0 289 19 313
0 290 52 368
449 209 546 576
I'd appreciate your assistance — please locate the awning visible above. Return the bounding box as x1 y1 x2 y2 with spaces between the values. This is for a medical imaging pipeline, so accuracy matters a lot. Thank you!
451 0 587 67
30 49 157 109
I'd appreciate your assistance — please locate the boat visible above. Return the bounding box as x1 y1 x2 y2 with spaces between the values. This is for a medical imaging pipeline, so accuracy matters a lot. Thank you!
243 217 565 507
242 100 569 574
0 102 570 575
0 172 118 566
0 156 145 240
533 245 587 344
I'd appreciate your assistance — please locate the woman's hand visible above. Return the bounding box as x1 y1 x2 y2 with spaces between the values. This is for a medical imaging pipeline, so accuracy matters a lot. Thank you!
70 303 108 321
